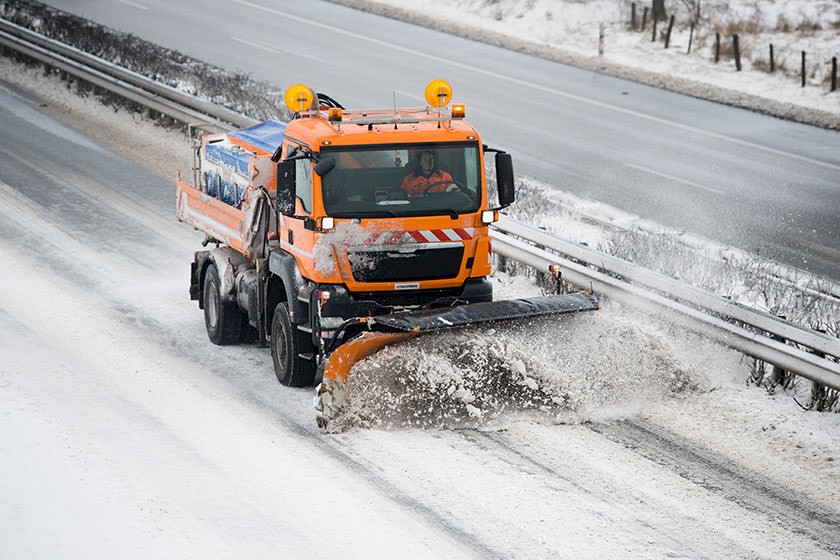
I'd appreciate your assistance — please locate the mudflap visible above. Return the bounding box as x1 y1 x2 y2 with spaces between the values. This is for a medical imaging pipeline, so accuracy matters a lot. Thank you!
314 291 599 428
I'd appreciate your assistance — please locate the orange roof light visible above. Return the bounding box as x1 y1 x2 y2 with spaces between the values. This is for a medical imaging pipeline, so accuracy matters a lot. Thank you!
284 83 315 113
424 79 453 108
451 104 465 119
328 107 343 122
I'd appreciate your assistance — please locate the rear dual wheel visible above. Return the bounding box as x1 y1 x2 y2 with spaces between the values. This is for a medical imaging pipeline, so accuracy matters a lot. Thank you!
203 263 247 345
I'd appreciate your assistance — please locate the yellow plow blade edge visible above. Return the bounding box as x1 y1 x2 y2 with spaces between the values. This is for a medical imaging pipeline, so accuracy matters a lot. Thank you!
322 331 416 385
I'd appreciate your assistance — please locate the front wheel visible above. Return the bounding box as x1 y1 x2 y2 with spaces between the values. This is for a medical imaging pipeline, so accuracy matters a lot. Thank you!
270 302 316 387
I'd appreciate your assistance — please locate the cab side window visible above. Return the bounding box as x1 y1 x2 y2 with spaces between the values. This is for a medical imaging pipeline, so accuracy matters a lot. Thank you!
285 144 312 213
295 159 312 213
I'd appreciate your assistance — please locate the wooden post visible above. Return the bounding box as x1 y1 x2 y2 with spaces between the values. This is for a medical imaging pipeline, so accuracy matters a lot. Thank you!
715 32 720 63
631 2 637 31
687 22 695 54
598 24 605 56
733 34 741 71
665 14 675 48
801 51 806 87
832 57 837 92
769 44 774 72
652 15 658 42
641 6 648 32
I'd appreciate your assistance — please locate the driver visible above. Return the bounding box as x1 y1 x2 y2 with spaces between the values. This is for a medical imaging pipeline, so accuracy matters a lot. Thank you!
400 150 455 197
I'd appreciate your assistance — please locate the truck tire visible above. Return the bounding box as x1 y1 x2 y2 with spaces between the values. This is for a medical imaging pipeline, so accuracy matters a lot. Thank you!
204 263 244 345
270 302 316 387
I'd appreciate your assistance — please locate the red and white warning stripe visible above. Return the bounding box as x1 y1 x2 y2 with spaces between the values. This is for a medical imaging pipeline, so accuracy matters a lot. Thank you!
362 228 475 245
409 228 475 243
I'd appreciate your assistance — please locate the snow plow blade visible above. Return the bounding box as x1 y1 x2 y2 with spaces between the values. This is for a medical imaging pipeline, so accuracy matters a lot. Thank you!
315 291 599 426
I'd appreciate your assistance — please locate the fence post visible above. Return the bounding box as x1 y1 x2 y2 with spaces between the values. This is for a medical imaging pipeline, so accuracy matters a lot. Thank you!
715 32 720 63
665 14 675 48
687 22 695 54
832 56 837 92
652 15 658 42
631 2 637 31
802 51 806 87
598 24 605 56
769 44 774 72
733 34 741 71
641 6 648 32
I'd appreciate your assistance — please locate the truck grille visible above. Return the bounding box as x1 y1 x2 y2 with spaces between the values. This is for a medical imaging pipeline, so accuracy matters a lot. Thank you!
348 244 464 283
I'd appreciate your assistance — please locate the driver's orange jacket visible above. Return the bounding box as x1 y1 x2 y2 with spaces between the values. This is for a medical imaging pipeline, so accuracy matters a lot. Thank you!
400 169 454 196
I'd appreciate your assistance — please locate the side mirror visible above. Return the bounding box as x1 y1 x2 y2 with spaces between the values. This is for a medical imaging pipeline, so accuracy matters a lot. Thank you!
276 159 297 216
495 152 515 208
314 156 335 177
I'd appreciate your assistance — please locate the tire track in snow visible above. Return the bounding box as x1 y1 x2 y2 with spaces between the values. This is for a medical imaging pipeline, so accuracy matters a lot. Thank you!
458 423 840 558
455 428 708 558
590 419 840 556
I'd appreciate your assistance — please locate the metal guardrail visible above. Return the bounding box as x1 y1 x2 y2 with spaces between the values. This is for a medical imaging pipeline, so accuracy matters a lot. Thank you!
3 19 838 392
492 219 840 392
0 18 255 131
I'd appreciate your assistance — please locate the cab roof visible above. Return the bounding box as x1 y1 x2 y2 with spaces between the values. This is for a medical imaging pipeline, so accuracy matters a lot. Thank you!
285 107 480 150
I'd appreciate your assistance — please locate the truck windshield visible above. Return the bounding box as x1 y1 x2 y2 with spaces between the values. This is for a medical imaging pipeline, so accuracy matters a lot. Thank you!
320 142 481 218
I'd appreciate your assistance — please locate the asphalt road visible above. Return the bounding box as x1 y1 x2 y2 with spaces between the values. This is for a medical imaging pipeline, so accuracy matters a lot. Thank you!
31 0 840 280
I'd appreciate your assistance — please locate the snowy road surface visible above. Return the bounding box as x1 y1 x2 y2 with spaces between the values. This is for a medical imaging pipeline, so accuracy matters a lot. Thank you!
28 0 840 279
2 76 840 558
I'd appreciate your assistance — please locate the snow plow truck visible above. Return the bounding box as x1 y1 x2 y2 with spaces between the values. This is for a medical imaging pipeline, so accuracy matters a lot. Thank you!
176 80 599 426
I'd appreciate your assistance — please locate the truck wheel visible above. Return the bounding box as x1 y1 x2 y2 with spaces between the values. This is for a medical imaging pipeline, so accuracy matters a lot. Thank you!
204 263 244 345
270 302 316 387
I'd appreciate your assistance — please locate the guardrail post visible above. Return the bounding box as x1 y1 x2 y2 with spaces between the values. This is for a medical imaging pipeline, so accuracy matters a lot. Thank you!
652 15 658 42
770 360 791 388
768 318 794 389
749 358 767 386
769 44 774 72
809 348 828 409
715 32 720 63
495 253 508 274
733 34 742 71
832 56 837 92
631 2 637 31
808 330 838 411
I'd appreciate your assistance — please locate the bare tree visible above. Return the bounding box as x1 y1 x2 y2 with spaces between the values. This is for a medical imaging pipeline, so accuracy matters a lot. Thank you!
678 0 702 22
652 0 666 21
